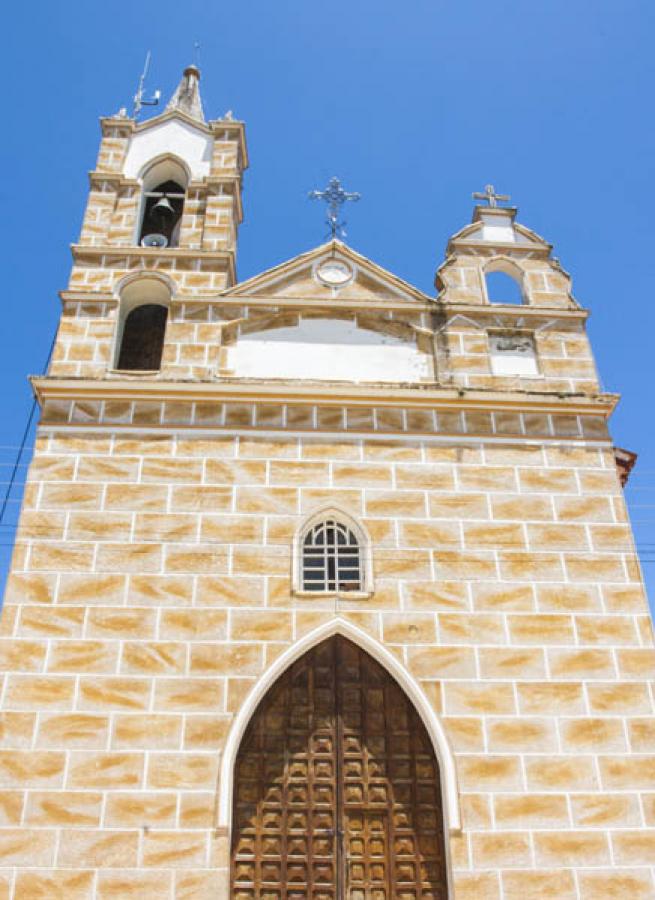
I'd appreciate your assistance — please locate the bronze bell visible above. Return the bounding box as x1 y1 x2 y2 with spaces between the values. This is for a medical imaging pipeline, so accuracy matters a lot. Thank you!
151 195 175 218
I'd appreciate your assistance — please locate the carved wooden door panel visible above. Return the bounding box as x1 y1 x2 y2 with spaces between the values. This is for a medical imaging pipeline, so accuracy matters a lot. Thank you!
231 637 448 899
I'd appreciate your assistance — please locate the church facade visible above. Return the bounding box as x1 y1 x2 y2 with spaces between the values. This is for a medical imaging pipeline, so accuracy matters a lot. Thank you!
1 66 654 899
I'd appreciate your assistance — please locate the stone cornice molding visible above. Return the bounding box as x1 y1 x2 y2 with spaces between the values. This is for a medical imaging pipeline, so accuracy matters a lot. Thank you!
31 377 619 419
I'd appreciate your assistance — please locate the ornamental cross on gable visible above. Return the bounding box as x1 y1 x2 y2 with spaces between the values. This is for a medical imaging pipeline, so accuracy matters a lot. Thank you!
309 176 361 238
472 184 511 208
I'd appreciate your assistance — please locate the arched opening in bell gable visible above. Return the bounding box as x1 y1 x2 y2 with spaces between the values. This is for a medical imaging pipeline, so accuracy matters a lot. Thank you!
137 158 188 249
484 260 525 305
114 277 170 372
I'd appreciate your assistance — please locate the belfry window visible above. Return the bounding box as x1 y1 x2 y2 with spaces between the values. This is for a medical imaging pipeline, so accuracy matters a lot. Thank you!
117 305 168 371
301 518 363 592
484 264 525 305
139 179 185 248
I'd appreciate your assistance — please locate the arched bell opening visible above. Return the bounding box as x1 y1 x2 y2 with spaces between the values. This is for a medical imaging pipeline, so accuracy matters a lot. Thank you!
230 635 450 898
137 158 188 248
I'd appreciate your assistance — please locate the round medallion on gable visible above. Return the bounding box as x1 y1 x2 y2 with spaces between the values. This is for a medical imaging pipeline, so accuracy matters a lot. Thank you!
315 259 354 287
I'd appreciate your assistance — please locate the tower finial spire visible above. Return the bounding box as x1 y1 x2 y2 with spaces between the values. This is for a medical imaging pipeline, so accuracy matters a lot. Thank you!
166 64 205 123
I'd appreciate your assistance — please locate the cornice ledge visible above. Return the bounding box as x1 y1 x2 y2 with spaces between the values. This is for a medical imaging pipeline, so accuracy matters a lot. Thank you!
30 377 620 418
436 301 588 320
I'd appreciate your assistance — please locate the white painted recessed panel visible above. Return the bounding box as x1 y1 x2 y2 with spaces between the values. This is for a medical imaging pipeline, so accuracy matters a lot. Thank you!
124 119 213 181
227 319 431 382
489 334 539 376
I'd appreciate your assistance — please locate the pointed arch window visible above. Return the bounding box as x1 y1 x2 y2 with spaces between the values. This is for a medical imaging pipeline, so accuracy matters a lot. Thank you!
295 512 372 596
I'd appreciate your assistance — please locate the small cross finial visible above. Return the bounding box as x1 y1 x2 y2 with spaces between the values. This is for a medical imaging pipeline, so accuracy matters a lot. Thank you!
472 184 511 208
193 42 201 68
309 176 361 239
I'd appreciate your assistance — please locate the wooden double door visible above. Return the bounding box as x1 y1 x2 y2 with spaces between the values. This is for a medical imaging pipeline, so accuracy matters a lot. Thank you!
231 637 448 899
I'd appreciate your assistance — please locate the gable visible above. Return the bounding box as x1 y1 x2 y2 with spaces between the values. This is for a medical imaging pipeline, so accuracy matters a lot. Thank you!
224 242 435 308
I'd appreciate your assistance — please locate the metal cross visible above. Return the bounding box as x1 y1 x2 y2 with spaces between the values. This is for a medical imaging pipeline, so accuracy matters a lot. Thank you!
309 176 361 239
472 184 511 208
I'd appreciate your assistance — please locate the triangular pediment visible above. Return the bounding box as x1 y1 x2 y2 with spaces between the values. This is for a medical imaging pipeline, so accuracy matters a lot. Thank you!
224 241 435 306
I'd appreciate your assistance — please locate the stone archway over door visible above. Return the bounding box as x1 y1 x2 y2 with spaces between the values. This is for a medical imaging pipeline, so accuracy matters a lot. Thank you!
231 636 449 899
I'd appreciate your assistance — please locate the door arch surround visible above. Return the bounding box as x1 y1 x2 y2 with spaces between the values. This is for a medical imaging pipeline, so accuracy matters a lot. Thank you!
218 618 460 837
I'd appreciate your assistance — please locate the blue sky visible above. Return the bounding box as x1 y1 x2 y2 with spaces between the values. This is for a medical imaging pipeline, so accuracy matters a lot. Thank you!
1 0 654 606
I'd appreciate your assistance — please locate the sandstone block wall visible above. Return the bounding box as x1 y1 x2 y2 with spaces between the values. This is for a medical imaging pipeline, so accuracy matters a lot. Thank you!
1 422 653 898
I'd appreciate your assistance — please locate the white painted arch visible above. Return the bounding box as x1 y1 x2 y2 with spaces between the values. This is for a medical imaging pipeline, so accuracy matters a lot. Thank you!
217 617 461 835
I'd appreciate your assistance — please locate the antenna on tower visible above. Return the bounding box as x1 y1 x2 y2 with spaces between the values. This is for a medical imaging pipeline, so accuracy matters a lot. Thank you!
133 51 161 118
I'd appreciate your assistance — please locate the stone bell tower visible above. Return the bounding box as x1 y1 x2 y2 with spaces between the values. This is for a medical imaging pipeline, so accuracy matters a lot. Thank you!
1 65 654 900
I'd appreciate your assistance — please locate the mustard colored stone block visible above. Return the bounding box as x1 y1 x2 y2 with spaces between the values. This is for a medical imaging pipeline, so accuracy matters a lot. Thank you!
133 513 198 542
29 542 94 573
154 678 223 712
24 791 101 826
97 870 172 899
76 456 139 482
112 714 182 749
0 828 55 864
104 483 168 511
14 870 94 900
59 574 126 605
518 467 577 493
18 606 84 637
577 870 655 900
395 465 455 491
548 648 615 679
487 717 557 752
229 610 293 642
533 830 610 866
433 550 496 580
464 522 525 549
554 495 613 522
184 715 230 750
501 870 576 900
175 869 224 900
441 716 483 751
171 485 233 511
5 675 75 711
0 713 35 749
0 639 46 672
196 576 265 607
205 458 266 484
400 521 460 548
617 647 655 677
494 793 569 828
180 793 215 828
160 609 227 639
479 647 546 679
560 717 626 752
104 792 176 827
453 872 500 900
508 613 573 644
121 641 186 675
499 551 564 581
57 828 138 867
87 607 156 638
439 613 505 644
599 756 655 789
201 515 263 543
365 491 426 517
232 546 289 576
526 756 598 790
445 683 515 715
190 643 261 676
3 573 56 605
142 830 208 867
48 641 118 674
571 794 641 827
491 493 554 521
78 676 150 712
459 466 517 491
270 460 330 485
381 613 436 644
300 487 361 514
95 542 162 574
429 491 489 518
587 682 652 714
239 437 298 458
37 714 108 749
471 832 531 868
0 791 23 825
148 753 218 789
142 458 203 483
407 645 474 679
68 752 143 789
373 549 431 579
237 486 299 514
128 575 193 606
403 580 468 611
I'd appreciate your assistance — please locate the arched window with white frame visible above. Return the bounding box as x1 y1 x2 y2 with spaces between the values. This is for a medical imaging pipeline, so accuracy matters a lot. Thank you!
295 510 372 596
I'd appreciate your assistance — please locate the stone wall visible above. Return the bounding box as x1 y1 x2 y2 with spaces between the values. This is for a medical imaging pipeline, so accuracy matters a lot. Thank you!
1 421 653 898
